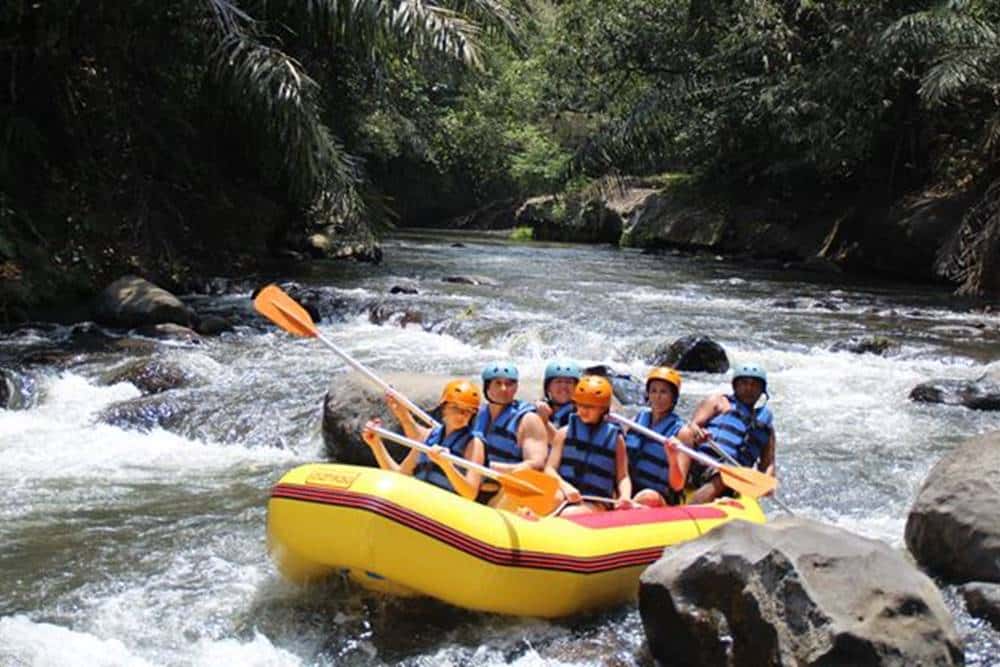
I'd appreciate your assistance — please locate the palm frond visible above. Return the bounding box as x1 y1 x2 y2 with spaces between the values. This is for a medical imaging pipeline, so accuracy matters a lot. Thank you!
881 7 996 53
207 2 361 209
391 1 483 68
937 176 1000 296
920 49 997 106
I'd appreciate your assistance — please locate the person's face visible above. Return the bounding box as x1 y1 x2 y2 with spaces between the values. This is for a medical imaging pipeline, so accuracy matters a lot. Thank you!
647 379 676 413
575 403 606 425
487 378 518 404
442 402 476 429
733 377 765 405
547 377 577 404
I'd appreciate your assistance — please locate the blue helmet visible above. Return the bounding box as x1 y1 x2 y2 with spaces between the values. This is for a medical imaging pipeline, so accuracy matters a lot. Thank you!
732 363 767 391
482 361 519 384
544 359 582 383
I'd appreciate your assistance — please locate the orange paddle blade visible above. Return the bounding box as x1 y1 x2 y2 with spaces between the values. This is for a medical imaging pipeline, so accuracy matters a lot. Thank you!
498 469 561 516
253 285 318 338
718 464 777 499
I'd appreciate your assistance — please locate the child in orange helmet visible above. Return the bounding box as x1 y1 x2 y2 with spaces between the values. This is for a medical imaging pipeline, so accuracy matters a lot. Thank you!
544 375 633 515
362 379 485 500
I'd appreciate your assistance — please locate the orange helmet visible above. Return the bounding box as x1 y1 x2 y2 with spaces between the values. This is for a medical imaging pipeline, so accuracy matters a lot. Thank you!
439 379 482 410
572 375 613 408
646 367 682 395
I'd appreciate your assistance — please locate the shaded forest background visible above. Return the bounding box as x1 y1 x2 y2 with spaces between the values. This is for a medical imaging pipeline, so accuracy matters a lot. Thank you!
1 0 998 321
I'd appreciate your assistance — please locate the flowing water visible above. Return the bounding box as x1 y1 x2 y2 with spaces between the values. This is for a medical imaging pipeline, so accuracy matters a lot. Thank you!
2 230 999 666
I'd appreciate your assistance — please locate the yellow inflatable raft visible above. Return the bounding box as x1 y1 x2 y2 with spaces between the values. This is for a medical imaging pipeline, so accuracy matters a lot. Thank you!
268 463 766 618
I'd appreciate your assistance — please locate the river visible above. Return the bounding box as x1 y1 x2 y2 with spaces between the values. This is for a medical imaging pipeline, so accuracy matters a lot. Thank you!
2 230 999 665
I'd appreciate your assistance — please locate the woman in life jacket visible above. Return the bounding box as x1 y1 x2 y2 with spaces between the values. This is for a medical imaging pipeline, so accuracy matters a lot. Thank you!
534 358 581 444
473 361 549 508
545 375 633 516
625 367 699 507
682 363 776 504
361 379 485 500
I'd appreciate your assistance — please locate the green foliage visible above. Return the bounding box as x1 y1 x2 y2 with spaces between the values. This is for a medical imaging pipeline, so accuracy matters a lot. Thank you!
509 225 534 241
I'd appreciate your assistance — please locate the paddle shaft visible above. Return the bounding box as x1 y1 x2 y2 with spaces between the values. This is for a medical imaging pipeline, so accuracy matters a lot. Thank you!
273 302 440 428
609 412 734 473
370 426 542 494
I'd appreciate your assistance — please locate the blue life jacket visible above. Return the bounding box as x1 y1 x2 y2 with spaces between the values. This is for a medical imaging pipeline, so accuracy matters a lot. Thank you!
474 400 535 466
558 414 621 497
550 402 575 428
702 394 773 466
625 408 683 494
413 425 475 493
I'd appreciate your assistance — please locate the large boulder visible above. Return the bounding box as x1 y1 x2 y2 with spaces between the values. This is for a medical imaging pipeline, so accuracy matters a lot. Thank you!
960 582 1000 630
620 192 727 250
522 196 623 244
583 364 645 406
94 275 195 329
639 517 963 667
909 377 1000 411
97 393 188 433
830 335 900 356
648 336 730 373
322 373 447 464
905 431 1000 582
99 358 203 396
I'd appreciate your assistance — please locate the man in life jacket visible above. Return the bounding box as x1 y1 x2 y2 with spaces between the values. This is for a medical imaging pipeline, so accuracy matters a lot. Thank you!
473 361 549 506
681 363 776 504
361 379 485 500
626 367 699 507
534 358 581 443
545 375 633 515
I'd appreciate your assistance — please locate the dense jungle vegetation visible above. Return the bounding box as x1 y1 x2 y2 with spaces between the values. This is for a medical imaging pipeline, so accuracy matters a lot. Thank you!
1 0 998 319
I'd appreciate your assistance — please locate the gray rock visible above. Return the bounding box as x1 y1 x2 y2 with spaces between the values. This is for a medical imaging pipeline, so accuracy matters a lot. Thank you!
195 314 233 336
134 323 203 344
830 335 900 356
322 373 445 464
960 582 1000 630
442 275 500 287
649 336 730 373
523 196 623 244
95 275 195 329
99 358 199 395
640 517 963 667
909 378 1000 411
97 394 187 432
906 431 1000 582
389 285 419 295
368 302 424 328
583 364 645 406
620 192 727 250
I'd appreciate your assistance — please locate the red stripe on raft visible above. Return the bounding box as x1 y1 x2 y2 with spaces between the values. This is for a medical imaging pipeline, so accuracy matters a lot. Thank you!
270 484 708 574
564 505 726 528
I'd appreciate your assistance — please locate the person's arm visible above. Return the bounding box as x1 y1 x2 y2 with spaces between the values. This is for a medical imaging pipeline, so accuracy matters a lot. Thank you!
687 394 727 442
492 412 548 473
427 436 484 500
362 418 419 474
614 433 633 504
385 393 430 442
667 424 697 491
759 429 776 477
535 401 558 444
